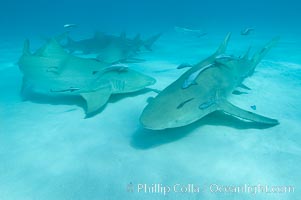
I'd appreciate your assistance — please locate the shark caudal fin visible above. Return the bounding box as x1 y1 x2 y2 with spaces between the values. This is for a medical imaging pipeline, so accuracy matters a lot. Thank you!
220 100 279 125
214 32 232 56
143 33 162 51
249 37 280 74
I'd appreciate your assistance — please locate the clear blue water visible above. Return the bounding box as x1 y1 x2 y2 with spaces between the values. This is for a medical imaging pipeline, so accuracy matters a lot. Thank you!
0 0 300 199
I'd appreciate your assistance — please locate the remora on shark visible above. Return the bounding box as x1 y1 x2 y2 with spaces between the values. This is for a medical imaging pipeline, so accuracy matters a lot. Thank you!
18 39 156 116
140 33 279 130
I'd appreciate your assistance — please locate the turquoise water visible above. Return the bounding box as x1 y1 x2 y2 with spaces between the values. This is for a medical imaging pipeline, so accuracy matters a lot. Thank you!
0 1 301 200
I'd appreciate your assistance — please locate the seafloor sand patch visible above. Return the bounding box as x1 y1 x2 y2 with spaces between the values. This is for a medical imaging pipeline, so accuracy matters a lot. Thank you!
0 34 300 200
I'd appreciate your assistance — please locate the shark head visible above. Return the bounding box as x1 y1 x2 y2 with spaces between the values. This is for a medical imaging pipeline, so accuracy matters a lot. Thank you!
123 70 156 92
100 68 156 93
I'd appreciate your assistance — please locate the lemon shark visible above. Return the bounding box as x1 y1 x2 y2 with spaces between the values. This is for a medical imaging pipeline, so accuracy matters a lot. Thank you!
95 33 150 64
63 32 161 55
18 39 156 116
140 33 279 130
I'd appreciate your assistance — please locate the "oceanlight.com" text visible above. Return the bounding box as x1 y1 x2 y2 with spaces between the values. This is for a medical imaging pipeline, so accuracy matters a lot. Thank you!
129 183 295 196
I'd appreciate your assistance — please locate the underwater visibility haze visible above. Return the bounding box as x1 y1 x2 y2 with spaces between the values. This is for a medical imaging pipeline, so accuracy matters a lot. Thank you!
0 0 301 199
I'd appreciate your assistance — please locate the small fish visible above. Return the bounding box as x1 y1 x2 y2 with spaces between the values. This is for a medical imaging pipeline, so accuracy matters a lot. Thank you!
250 105 257 110
232 90 248 95
64 108 77 113
177 63 193 69
177 98 194 109
182 64 213 89
110 63 129 70
199 100 215 110
64 24 77 29
174 26 207 37
93 65 128 75
241 28 255 36
51 87 80 93
46 66 59 74
215 54 238 60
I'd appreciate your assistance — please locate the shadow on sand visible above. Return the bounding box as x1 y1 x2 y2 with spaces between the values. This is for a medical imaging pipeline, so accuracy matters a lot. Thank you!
21 88 155 117
131 111 278 150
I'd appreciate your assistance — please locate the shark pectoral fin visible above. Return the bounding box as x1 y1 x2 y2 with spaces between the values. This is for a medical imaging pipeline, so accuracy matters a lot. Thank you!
219 101 279 125
238 83 251 90
80 87 112 115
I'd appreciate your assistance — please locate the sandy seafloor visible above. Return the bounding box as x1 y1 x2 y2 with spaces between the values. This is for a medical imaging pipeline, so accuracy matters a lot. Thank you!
0 30 301 200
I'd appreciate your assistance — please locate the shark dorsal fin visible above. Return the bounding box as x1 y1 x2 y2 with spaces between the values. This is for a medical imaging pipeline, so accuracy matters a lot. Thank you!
120 32 126 40
214 32 231 56
22 39 31 56
94 31 105 39
243 46 252 59
37 39 68 57
133 34 141 42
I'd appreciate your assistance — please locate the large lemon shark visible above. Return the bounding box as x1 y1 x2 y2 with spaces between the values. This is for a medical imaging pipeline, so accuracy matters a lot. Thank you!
18 39 156 116
140 33 279 130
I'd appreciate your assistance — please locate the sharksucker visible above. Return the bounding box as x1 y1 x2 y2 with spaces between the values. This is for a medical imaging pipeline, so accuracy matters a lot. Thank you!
50 87 80 93
199 100 216 110
241 28 255 35
182 63 214 89
92 65 128 75
215 54 239 62
177 98 194 109
199 90 220 110
177 63 193 69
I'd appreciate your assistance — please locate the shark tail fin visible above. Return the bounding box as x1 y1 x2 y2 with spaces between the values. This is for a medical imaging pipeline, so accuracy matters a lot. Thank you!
251 36 280 68
214 32 231 56
120 32 127 40
143 33 162 51
23 39 31 55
